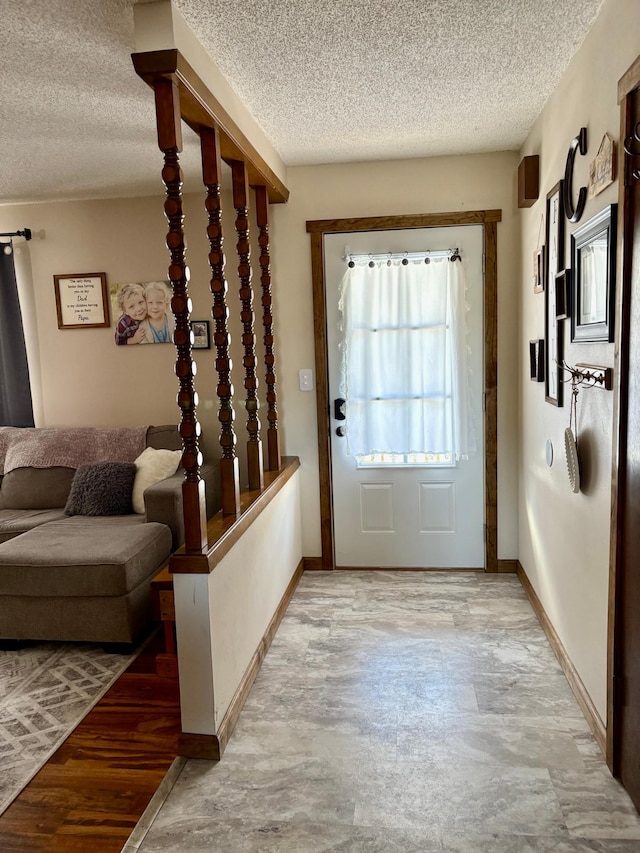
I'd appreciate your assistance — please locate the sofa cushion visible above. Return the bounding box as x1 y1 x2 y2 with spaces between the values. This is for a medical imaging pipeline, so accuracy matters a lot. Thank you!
65 462 137 517
0 508 68 543
0 516 172 597
132 447 182 514
146 424 182 451
0 467 76 510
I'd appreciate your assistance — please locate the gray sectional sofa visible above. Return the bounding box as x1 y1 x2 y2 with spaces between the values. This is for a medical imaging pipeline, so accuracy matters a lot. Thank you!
0 425 219 646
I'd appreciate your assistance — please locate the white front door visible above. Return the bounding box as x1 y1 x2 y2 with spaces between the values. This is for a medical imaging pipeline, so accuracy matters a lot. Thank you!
325 226 485 569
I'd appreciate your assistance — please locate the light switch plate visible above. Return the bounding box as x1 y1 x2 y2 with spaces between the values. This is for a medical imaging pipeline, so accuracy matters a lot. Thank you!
299 368 314 391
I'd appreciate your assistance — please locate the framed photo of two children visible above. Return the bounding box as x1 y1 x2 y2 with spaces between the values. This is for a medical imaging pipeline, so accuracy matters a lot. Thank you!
110 280 175 346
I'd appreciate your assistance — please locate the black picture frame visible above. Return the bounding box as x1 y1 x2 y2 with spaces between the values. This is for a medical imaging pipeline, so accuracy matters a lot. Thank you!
570 204 617 343
529 339 545 382
545 180 565 406
555 269 571 320
190 320 211 349
533 245 545 294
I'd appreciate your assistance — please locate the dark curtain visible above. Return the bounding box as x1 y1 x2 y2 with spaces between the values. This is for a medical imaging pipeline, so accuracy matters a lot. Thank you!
0 244 34 426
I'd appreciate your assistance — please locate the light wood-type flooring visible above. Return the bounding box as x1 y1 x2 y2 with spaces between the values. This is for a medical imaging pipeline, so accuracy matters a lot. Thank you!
0 633 181 852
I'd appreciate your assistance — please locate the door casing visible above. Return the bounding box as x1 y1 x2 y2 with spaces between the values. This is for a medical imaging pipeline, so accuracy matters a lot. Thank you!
607 54 640 790
306 210 502 572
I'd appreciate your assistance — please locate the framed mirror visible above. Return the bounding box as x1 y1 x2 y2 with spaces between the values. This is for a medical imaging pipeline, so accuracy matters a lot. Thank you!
570 204 617 343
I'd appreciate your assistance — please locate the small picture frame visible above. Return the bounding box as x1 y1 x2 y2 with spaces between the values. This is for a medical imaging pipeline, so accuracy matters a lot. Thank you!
53 272 109 329
190 320 211 349
533 245 545 293
529 339 545 382
571 204 617 343
555 269 571 320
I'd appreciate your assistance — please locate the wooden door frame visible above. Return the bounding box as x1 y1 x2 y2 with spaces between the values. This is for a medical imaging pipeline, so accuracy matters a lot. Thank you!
607 54 640 770
306 210 502 572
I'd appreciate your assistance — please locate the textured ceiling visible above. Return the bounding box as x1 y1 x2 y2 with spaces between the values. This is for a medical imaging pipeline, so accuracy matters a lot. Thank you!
0 0 604 205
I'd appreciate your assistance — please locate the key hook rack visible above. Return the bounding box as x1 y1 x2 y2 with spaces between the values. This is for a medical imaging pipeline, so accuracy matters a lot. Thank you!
559 361 613 390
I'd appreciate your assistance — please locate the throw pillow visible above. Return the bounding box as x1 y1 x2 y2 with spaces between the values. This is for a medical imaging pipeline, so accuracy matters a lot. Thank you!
64 462 137 517
132 447 182 514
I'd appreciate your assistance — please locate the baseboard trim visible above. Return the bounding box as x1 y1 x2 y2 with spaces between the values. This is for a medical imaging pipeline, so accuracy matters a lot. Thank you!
303 556 324 571
335 566 483 572
178 558 304 761
517 562 606 755
496 559 518 573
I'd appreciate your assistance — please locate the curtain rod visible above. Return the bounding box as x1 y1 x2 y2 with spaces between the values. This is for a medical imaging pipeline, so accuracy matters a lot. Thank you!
0 229 32 241
345 248 461 266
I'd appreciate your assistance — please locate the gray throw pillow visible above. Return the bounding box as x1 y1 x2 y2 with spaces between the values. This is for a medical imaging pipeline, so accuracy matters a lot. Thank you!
64 462 137 517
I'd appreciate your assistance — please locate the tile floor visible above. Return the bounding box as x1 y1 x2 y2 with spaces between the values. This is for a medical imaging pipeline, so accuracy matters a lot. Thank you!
134 571 640 852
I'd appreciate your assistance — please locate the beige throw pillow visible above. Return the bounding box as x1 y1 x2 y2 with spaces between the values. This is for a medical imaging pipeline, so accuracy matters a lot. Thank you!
132 447 182 514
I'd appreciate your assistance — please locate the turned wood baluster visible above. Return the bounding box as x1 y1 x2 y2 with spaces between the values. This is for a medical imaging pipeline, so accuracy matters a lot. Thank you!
200 127 241 516
153 78 207 551
254 186 281 471
231 160 264 491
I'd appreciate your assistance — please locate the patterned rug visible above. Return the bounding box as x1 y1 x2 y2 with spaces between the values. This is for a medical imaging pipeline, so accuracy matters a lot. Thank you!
0 642 136 815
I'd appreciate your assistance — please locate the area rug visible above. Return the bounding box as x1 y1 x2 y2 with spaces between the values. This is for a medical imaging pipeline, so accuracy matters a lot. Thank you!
0 641 136 815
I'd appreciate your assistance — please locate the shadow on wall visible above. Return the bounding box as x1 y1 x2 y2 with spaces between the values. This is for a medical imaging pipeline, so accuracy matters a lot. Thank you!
577 429 598 495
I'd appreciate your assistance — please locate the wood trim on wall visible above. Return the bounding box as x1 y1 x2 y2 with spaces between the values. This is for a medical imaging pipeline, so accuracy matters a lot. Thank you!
518 563 606 755
496 559 518 573
132 49 289 204
306 210 502 572
170 457 300 574
484 220 499 572
178 558 304 759
607 55 640 771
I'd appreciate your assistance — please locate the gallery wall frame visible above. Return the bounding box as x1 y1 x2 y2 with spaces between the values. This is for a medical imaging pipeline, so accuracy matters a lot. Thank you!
545 180 565 406
190 320 211 349
53 272 109 329
555 269 572 320
529 339 545 382
571 204 617 343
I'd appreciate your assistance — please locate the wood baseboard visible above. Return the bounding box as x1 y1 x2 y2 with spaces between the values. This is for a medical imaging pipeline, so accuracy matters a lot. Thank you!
496 559 518 573
517 562 606 755
178 558 304 761
303 556 325 571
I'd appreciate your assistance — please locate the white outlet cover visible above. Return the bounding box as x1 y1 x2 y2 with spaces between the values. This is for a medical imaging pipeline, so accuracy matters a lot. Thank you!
299 369 314 391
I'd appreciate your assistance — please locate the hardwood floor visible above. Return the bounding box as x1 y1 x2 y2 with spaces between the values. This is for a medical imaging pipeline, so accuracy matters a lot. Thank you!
0 633 181 852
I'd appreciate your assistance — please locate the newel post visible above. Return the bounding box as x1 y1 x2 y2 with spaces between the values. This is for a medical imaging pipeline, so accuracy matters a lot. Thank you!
153 77 207 552
200 127 241 516
232 160 264 491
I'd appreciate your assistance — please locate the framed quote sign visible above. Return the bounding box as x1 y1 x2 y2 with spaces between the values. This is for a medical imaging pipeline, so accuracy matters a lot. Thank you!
53 272 109 329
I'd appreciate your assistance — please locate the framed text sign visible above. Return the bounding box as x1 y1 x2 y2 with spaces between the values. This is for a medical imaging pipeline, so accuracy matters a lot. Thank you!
54 272 109 329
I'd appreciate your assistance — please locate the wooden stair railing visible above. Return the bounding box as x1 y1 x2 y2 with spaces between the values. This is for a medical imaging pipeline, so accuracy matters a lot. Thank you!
255 186 281 472
232 159 264 491
153 77 207 553
201 127 241 516
133 48 290 550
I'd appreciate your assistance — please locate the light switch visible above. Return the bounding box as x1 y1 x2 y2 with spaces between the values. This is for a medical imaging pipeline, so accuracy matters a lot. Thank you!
299 368 314 391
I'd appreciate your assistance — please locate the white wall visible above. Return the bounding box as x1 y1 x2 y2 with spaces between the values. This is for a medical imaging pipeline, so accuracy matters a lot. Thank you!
174 469 302 734
518 0 638 722
271 152 521 559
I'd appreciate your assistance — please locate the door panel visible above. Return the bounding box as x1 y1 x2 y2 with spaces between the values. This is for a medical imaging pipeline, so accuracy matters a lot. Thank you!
325 226 485 569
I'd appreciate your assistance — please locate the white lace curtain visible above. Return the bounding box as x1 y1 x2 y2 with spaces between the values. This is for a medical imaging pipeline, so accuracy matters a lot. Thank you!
338 256 475 460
